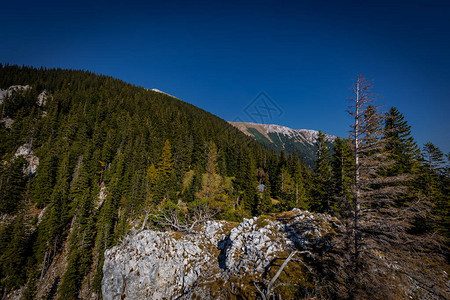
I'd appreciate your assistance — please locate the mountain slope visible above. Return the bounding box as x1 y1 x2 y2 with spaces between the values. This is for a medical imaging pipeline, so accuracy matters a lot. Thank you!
229 121 336 166
0 65 275 299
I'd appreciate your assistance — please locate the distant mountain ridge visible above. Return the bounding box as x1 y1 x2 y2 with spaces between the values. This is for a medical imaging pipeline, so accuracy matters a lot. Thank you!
229 121 336 166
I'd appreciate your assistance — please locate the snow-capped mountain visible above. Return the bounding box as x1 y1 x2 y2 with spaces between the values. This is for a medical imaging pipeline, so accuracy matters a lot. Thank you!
229 121 336 166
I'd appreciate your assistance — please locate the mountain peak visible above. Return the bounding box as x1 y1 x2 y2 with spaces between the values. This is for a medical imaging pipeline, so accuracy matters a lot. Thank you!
229 121 336 166
229 121 336 144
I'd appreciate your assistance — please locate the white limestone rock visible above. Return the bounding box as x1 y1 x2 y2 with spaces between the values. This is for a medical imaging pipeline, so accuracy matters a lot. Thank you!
0 85 30 104
37 90 48 106
14 143 39 176
102 210 336 300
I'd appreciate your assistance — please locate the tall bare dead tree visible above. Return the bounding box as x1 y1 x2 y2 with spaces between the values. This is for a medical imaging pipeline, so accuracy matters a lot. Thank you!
348 75 374 274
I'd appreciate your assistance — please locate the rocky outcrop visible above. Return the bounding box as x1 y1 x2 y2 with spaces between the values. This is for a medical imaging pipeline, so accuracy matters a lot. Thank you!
0 85 30 104
102 209 337 300
0 85 50 122
15 143 39 176
37 90 48 107
0 117 14 128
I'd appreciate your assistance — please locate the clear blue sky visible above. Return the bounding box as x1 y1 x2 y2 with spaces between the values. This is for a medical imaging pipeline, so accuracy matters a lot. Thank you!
1 0 449 153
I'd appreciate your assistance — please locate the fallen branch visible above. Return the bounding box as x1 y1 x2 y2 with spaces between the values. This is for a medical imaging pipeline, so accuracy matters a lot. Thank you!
255 250 298 300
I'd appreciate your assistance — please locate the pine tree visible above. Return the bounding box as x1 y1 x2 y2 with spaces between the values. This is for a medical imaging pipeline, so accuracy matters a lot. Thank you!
0 215 28 290
0 156 28 214
69 154 91 210
287 152 307 209
331 137 353 216
260 173 272 213
155 140 174 203
440 153 450 239
59 188 94 300
384 107 419 175
278 167 296 210
37 148 72 274
311 131 332 212
420 143 449 238
196 141 223 200
422 142 445 175
235 147 258 214
145 163 158 205
32 143 58 207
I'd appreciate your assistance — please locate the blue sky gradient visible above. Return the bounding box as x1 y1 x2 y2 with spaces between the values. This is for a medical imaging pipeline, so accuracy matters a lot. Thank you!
1 0 449 152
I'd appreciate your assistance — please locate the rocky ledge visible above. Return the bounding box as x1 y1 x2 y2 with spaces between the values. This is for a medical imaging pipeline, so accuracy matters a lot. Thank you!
102 209 337 300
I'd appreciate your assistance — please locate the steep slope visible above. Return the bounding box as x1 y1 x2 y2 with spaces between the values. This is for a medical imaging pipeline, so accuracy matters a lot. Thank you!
229 122 336 166
0 65 274 299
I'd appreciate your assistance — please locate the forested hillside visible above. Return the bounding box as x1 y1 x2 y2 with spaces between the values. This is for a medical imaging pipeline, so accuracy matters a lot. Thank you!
0 66 448 299
0 65 315 299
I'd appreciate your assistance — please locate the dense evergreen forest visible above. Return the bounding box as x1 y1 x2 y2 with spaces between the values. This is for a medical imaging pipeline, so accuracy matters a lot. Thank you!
0 65 448 299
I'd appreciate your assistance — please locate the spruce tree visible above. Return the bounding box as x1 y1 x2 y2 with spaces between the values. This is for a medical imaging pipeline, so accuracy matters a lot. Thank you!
278 167 296 210
32 143 58 207
420 143 449 238
311 131 332 212
145 163 158 205
287 152 307 209
384 107 419 175
196 141 223 201
0 156 27 214
0 215 28 290
235 147 258 215
422 142 445 175
331 137 353 216
260 173 272 213
156 140 174 203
